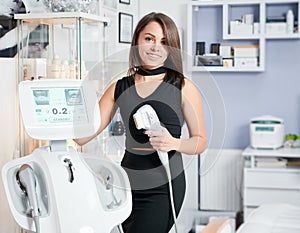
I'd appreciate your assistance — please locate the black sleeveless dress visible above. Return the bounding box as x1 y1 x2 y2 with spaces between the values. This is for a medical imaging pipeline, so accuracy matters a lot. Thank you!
114 75 186 233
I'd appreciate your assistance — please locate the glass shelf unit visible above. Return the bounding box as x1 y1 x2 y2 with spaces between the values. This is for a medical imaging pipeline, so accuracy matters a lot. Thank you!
15 12 109 82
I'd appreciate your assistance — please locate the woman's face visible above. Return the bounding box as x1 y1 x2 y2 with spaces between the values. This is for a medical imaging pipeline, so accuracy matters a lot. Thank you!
137 21 168 69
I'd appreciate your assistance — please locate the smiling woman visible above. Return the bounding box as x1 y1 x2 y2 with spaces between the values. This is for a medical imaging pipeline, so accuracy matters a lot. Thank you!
74 12 207 233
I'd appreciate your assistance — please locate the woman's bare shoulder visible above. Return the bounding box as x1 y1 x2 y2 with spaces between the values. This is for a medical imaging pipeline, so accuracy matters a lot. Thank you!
182 78 198 92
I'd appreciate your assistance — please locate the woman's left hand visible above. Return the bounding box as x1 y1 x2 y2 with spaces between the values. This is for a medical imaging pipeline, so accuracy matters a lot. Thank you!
144 127 177 152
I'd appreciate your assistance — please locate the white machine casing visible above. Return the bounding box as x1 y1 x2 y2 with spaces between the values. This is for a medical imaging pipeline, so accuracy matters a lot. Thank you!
2 79 132 233
250 115 285 149
2 148 132 233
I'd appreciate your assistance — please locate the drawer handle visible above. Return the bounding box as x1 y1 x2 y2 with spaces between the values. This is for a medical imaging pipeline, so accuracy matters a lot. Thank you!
247 169 300 175
246 186 300 191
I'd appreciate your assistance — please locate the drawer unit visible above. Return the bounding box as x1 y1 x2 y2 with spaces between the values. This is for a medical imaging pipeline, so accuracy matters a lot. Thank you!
242 147 300 220
244 187 300 206
244 169 300 189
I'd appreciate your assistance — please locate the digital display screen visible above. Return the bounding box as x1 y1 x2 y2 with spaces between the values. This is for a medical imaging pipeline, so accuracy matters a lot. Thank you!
255 126 274 132
31 87 88 125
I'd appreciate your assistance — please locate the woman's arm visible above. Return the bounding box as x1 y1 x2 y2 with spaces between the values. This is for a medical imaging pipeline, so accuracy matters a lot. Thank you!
74 82 117 146
179 78 207 154
147 78 207 155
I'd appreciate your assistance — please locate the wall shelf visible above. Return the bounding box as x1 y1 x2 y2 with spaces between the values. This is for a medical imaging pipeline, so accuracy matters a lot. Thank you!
190 65 265 72
187 0 300 72
14 12 110 25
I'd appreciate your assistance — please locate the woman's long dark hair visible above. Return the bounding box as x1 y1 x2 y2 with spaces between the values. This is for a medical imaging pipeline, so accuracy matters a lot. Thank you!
128 12 184 86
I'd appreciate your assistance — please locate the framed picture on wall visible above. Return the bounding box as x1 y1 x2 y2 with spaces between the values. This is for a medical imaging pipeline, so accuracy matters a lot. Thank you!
119 12 133 43
119 0 130 4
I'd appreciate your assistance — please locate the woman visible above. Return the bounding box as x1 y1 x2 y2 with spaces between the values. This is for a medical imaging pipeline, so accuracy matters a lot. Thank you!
75 12 206 233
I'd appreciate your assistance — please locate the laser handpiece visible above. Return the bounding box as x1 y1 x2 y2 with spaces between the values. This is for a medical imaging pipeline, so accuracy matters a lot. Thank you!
133 104 178 233
16 164 40 233
133 104 169 166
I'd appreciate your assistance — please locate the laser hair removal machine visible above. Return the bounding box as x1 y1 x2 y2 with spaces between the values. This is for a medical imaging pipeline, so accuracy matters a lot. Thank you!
2 79 132 233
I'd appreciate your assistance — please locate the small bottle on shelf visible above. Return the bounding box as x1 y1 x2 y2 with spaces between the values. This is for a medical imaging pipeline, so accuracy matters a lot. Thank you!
61 60 70 79
47 54 61 79
286 10 294 34
69 61 76 79
194 41 205 66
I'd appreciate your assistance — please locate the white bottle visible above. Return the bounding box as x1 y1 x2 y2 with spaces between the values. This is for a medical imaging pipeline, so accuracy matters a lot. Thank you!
69 61 76 80
286 10 294 34
47 54 61 79
61 60 70 79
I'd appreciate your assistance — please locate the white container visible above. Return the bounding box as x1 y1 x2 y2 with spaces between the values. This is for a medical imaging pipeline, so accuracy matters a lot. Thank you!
250 115 285 149
232 45 259 58
243 14 254 25
266 22 287 34
219 45 232 58
230 21 253 35
253 22 260 34
223 58 233 67
234 57 258 68
286 10 294 34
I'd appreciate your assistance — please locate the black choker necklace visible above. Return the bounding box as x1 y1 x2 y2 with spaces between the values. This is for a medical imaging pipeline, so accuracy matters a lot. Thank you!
136 66 167 76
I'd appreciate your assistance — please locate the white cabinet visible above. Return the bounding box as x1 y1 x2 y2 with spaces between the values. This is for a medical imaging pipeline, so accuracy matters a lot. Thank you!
242 147 300 220
187 0 300 72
